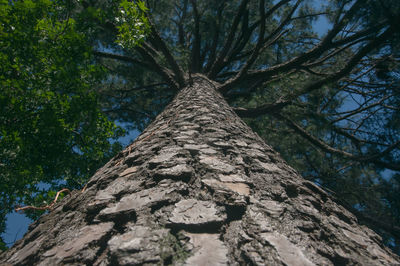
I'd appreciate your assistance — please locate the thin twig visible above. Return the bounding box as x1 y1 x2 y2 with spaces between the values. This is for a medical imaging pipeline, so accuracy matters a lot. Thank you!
15 188 71 212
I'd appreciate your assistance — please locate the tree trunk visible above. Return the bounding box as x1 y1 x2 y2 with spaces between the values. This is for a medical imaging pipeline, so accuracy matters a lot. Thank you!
1 75 399 265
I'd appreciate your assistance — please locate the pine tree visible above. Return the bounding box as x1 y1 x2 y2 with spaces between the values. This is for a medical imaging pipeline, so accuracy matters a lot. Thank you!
1 0 400 264
95 0 400 251
1 74 399 265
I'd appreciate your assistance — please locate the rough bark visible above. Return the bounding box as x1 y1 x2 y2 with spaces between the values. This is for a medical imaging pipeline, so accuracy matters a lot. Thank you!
1 75 399 265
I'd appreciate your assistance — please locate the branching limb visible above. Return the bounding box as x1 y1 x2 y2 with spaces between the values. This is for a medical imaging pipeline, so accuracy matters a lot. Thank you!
230 0 290 58
203 2 225 73
220 0 299 94
234 99 289 117
231 25 393 118
284 25 394 104
174 0 188 47
190 0 201 72
93 50 151 68
146 15 186 87
225 0 367 93
228 0 266 81
207 0 249 78
303 38 369 69
103 107 153 120
108 82 168 93
331 94 393 124
15 189 71 212
135 46 180 91
274 113 355 158
274 113 400 171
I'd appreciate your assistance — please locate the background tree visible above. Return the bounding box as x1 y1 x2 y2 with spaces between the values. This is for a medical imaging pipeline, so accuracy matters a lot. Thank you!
0 0 138 249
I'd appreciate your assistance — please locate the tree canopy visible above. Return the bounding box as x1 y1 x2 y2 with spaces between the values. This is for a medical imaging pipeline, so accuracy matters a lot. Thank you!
0 0 134 249
1 0 400 254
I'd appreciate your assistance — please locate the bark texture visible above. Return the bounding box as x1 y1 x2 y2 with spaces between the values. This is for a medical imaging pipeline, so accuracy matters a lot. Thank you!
1 75 399 265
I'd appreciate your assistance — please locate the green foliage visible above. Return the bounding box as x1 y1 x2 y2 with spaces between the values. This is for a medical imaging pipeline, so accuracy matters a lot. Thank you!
0 0 128 246
116 0 150 49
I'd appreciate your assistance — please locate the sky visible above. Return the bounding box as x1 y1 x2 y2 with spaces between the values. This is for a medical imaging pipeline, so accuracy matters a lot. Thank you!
1 1 332 248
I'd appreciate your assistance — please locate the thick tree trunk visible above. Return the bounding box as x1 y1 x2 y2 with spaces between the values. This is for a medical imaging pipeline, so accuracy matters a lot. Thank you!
1 75 399 265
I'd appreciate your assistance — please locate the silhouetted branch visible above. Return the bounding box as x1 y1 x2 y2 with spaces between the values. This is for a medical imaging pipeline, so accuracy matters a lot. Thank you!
208 0 249 78
146 15 186 87
190 0 201 72
93 51 149 67
15 189 71 212
274 113 400 171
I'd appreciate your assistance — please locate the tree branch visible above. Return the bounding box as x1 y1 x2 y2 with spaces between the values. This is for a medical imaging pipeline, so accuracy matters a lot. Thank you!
146 15 186 88
222 0 366 93
231 24 393 119
175 0 188 47
291 25 394 99
207 0 249 78
274 113 400 171
107 82 168 93
15 189 71 212
228 0 267 82
220 0 299 94
234 99 288 117
190 0 201 72
93 51 149 68
331 94 393 124
203 2 225 73
218 0 292 79
135 46 180 91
